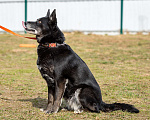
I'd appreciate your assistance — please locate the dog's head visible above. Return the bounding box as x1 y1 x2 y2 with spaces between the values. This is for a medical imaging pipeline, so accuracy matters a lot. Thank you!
23 9 64 43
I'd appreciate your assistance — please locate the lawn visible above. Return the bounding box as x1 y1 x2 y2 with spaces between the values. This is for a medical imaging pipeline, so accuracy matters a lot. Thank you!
0 33 150 120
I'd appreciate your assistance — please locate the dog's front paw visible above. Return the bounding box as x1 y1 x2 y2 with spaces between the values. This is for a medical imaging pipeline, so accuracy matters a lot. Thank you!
41 103 54 114
52 106 59 113
44 109 53 114
40 108 44 112
40 107 58 114
41 108 53 114
40 106 53 114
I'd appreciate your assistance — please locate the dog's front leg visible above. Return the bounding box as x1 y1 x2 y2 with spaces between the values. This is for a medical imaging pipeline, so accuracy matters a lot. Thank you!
52 78 67 113
44 84 55 113
38 65 56 113
40 83 55 114
39 70 55 113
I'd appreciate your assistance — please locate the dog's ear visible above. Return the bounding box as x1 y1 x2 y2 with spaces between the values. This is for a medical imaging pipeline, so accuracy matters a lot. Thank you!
50 9 57 24
46 9 50 17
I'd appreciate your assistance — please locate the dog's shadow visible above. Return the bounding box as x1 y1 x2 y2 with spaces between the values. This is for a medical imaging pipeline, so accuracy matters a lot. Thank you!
18 97 47 109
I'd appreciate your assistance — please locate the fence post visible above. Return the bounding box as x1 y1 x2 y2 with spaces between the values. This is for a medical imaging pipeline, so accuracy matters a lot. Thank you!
120 0 123 34
25 0 27 33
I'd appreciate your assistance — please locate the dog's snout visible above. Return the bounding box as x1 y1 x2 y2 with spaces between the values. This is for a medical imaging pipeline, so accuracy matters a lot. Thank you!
24 22 27 26
24 21 31 26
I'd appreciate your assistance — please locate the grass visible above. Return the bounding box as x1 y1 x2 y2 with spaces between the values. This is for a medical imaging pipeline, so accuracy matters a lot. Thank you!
0 33 150 119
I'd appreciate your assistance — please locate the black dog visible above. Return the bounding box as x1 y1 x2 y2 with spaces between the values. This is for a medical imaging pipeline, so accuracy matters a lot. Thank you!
23 9 139 114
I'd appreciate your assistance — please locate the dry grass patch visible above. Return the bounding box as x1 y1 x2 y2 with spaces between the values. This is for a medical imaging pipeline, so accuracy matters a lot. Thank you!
0 33 150 119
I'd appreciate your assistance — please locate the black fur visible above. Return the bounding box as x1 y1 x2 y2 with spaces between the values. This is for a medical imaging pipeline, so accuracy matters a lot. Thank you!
24 9 139 114
101 102 139 113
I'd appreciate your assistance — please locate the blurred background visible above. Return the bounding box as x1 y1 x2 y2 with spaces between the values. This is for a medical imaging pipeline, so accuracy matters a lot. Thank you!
0 0 150 35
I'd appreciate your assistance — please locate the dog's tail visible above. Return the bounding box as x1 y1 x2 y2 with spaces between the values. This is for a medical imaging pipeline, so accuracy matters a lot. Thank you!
101 102 139 113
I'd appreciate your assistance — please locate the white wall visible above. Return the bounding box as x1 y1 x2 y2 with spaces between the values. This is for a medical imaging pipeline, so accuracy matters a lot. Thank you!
0 1 150 33
124 1 150 32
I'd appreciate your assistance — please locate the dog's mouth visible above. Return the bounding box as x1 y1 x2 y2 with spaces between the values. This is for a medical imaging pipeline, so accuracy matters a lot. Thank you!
22 21 38 35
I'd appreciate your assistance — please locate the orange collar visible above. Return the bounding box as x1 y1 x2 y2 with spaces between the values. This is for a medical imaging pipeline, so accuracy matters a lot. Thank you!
49 43 56 47
40 43 57 47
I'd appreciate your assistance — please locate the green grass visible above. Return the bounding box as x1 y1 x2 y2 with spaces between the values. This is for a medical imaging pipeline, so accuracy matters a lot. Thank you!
0 33 150 119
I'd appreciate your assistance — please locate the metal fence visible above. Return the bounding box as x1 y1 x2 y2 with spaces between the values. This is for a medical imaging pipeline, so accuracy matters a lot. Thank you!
0 0 150 35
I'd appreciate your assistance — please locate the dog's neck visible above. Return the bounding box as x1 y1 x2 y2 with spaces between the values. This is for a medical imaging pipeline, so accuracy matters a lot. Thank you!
37 35 65 44
36 27 65 44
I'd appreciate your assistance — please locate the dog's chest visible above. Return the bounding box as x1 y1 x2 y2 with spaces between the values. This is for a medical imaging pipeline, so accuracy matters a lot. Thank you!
37 59 55 84
37 64 54 73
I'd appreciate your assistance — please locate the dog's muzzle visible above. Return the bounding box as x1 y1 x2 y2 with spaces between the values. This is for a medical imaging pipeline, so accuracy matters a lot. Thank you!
22 21 38 35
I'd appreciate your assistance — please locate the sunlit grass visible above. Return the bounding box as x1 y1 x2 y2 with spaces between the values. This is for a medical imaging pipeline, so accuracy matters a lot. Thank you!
0 33 150 119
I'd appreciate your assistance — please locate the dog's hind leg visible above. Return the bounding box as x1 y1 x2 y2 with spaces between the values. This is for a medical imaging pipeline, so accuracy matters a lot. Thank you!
79 88 100 113
68 88 83 114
